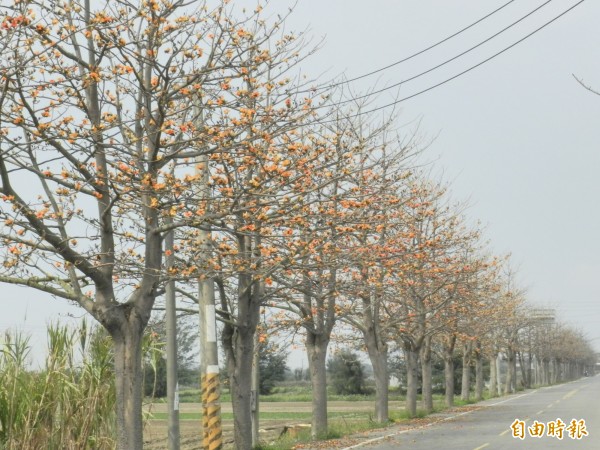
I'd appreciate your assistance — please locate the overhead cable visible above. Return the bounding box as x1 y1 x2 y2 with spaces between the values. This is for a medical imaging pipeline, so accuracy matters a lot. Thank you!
315 0 554 109
314 0 586 126
301 0 519 94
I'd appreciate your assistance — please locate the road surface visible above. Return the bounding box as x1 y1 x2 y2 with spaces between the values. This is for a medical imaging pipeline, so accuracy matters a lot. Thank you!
343 375 599 449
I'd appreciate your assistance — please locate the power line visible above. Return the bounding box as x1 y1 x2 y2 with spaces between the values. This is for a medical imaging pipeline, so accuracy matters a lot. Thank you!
314 0 586 126
302 0 519 94
315 0 554 109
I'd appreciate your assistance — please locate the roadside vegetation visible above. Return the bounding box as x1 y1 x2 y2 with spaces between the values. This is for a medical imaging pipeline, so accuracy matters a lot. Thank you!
0 323 115 450
1 320 593 449
0 1 597 449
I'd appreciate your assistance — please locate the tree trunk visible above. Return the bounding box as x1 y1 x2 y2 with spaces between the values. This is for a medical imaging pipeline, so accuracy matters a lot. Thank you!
518 351 528 389
504 347 514 394
364 333 389 423
511 351 518 391
489 351 498 398
404 345 419 417
526 350 533 387
227 326 255 450
443 335 456 408
420 336 433 412
543 358 550 385
221 234 262 450
474 341 483 401
306 332 329 439
496 353 503 396
112 324 145 450
503 358 511 394
461 342 472 402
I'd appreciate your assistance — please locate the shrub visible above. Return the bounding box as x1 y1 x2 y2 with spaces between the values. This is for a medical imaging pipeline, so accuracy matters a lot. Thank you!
327 350 366 395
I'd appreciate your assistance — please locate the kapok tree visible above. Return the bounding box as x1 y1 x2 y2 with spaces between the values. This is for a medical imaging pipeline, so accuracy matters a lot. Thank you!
262 126 364 439
172 51 337 447
413 243 489 411
450 253 501 402
387 179 481 417
340 140 418 423
496 271 528 395
465 258 522 400
0 1 315 448
425 251 501 406
185 19 326 450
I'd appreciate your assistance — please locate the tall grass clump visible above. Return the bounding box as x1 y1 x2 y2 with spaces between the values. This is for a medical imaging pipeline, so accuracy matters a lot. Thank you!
0 321 116 449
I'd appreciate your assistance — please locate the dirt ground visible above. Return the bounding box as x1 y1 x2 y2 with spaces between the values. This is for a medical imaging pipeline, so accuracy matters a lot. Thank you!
143 401 404 449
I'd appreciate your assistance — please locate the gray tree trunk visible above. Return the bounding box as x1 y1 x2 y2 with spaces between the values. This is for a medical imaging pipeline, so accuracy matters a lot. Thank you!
554 358 560 383
489 351 498 398
364 335 389 423
221 234 262 450
496 354 503 396
405 346 419 417
474 341 483 401
518 351 528 389
112 324 145 450
443 335 456 407
461 342 472 401
306 332 329 439
504 348 515 394
512 351 518 391
226 325 255 450
503 359 511 394
526 351 533 387
420 336 433 412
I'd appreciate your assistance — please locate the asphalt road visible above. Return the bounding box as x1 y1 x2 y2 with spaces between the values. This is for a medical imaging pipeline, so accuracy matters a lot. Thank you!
344 375 599 450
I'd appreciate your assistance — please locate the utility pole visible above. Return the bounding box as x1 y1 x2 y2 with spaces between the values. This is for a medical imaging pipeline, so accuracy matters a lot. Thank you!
251 277 265 447
165 226 180 449
251 331 260 447
198 152 222 450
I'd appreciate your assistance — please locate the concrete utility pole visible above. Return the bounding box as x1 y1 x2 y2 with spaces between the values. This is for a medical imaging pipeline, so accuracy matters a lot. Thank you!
251 331 260 447
199 267 222 450
165 227 180 450
198 152 223 450
251 277 266 447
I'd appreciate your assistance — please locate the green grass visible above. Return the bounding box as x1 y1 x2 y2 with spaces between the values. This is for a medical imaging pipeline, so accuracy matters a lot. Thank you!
154 387 533 450
150 411 371 421
256 404 451 449
253 392 491 449
255 428 312 450
172 385 405 404
391 408 433 420
152 388 548 450
255 417 389 450
453 397 478 407
327 417 390 436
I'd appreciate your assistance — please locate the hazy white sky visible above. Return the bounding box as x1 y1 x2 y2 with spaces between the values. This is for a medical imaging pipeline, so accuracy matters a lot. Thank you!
276 0 600 349
2 0 599 363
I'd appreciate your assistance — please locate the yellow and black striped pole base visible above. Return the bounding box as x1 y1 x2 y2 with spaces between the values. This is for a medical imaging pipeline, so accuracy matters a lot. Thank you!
201 372 222 450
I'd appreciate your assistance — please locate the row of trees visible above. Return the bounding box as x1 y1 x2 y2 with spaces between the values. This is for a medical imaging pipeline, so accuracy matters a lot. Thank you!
0 1 325 447
0 1 595 449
